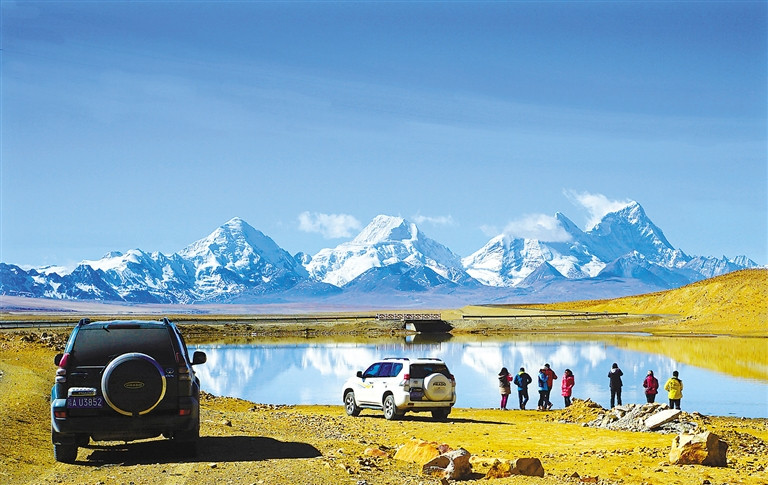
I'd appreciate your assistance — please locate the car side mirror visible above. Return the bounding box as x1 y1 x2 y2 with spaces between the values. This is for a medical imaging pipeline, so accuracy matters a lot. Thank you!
54 353 63 366
356 371 363 378
191 351 207 365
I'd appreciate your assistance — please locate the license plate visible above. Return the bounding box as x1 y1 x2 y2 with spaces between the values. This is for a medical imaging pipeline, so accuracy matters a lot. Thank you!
410 390 424 401
67 396 104 409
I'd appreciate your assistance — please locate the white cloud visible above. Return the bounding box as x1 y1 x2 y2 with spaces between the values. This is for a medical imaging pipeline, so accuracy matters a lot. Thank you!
412 214 455 226
503 214 571 242
564 190 634 230
480 224 499 237
297 212 361 239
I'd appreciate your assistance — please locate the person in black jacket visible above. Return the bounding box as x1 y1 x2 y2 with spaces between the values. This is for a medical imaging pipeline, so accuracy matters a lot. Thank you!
512 367 533 410
608 362 624 408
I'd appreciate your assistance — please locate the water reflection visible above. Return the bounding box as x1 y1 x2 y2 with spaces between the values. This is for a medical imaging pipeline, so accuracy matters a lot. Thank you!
191 336 768 418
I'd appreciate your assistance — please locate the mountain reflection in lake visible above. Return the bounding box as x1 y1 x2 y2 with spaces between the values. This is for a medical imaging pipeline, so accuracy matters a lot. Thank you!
191 336 768 418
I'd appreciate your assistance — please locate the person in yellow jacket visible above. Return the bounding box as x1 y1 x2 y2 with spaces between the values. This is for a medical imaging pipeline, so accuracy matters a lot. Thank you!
664 370 683 409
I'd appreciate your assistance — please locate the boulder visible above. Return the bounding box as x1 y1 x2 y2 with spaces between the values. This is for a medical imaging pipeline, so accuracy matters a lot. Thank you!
483 457 544 478
363 447 389 458
394 439 451 465
669 431 728 467
422 448 472 480
484 459 513 478
511 457 545 477
645 409 681 429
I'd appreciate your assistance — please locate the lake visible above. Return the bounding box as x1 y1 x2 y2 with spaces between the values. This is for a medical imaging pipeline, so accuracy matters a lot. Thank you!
191 335 768 418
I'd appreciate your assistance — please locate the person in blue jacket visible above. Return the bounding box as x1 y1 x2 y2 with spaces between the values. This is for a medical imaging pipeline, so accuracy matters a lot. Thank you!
537 368 549 411
513 367 533 410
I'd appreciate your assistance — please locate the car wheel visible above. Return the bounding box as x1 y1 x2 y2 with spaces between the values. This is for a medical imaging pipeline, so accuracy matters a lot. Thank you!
173 419 200 457
383 394 401 420
52 430 78 464
344 390 361 417
431 408 450 421
101 352 166 416
53 442 78 464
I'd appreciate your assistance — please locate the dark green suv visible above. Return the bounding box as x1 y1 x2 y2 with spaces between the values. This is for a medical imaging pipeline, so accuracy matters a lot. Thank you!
51 318 206 463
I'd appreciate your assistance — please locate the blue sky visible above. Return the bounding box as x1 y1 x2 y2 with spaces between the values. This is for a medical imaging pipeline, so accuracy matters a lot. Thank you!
2 1 766 268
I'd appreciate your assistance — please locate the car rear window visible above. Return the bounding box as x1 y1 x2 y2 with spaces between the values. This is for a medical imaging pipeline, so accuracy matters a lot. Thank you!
71 327 174 365
409 363 450 379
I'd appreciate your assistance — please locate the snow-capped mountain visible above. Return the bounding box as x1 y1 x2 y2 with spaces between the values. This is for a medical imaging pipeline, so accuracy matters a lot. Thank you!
462 201 748 290
0 203 760 306
305 215 475 287
177 217 308 300
585 202 688 267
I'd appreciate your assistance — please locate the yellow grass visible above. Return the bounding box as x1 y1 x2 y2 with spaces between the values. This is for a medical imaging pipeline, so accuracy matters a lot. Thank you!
528 269 768 336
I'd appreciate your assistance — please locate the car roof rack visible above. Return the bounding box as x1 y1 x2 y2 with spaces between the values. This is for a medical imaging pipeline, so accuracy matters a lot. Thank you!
383 357 408 360
77 318 91 327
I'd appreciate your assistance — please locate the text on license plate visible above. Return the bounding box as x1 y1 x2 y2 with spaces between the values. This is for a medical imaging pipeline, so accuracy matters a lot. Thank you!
67 396 104 408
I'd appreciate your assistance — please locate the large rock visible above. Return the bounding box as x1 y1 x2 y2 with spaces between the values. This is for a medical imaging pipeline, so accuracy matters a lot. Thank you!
512 457 545 477
484 457 545 478
645 409 681 429
669 431 728 467
394 439 452 465
422 448 472 480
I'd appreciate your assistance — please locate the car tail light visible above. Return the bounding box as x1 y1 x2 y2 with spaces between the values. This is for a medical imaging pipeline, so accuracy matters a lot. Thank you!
55 353 70 383
178 365 191 381
54 410 68 418
401 373 410 390
178 408 192 416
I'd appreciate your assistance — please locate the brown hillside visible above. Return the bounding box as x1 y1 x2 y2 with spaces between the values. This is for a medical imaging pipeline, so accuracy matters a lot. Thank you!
536 269 767 336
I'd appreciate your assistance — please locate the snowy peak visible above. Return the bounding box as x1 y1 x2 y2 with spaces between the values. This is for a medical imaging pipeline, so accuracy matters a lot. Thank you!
182 217 275 257
176 217 308 299
586 201 678 264
555 212 584 239
351 215 416 245
179 217 296 270
306 214 470 287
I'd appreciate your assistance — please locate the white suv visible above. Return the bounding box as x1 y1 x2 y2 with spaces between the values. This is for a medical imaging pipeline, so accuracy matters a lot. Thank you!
342 358 456 420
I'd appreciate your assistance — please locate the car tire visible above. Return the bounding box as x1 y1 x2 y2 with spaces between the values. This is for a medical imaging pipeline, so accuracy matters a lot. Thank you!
174 419 200 457
423 373 451 401
101 353 167 416
76 434 90 447
53 442 78 464
431 408 450 421
344 390 361 417
383 394 401 420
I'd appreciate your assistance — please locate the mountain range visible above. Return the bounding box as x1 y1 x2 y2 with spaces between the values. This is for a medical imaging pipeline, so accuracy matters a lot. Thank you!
0 201 759 307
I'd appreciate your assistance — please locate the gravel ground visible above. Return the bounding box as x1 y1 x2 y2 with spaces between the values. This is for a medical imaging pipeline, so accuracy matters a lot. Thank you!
1 330 767 485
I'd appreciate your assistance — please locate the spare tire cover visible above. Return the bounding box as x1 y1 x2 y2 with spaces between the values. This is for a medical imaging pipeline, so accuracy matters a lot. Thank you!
101 353 166 416
423 373 451 401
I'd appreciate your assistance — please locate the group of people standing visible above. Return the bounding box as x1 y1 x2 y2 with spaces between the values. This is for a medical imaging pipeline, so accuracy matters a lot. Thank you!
497 364 574 411
498 363 684 411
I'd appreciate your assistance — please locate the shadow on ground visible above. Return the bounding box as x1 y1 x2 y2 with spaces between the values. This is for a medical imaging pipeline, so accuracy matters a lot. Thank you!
356 413 509 426
81 435 321 466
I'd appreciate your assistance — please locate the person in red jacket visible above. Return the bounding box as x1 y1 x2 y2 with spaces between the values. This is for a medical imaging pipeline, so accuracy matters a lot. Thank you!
561 368 575 407
643 370 659 403
543 363 558 410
